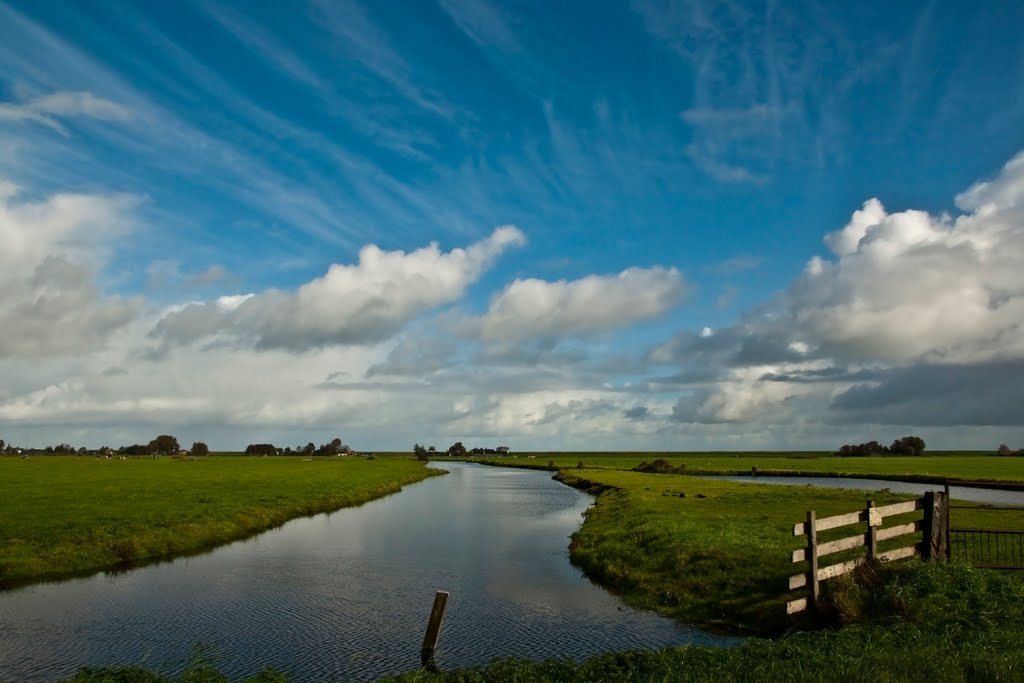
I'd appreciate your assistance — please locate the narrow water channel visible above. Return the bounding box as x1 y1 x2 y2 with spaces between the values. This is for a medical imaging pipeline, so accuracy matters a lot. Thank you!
0 462 736 683
704 475 1024 506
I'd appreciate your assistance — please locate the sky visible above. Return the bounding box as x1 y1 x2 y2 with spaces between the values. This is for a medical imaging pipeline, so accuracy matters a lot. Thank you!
1 0 1023 452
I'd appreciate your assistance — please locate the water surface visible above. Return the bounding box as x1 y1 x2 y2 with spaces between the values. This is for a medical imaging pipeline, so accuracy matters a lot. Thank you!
0 462 734 682
705 475 1024 506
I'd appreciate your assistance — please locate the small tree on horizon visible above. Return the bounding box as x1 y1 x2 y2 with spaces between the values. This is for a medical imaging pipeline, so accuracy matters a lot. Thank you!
191 442 210 457
148 435 180 454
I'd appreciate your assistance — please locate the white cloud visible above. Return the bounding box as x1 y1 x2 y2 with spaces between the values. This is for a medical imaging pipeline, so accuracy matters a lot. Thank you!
955 150 1024 215
0 91 131 136
0 183 142 358
790 181 1024 362
672 365 814 424
680 104 785 131
151 226 526 351
658 148 1024 431
462 266 685 342
685 144 769 184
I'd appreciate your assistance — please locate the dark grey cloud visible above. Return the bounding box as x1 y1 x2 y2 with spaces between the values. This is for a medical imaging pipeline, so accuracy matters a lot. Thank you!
830 359 1024 426
0 257 141 358
759 367 881 383
623 406 651 420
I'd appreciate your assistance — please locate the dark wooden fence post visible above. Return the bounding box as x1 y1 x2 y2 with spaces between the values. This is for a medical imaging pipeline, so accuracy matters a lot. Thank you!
943 483 952 561
806 510 819 610
922 491 949 562
866 499 877 560
420 590 449 672
933 490 948 562
922 491 935 560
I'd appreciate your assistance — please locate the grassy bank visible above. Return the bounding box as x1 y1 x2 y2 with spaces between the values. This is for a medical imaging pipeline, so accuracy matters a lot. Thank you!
0 456 442 588
462 452 1024 484
554 468 1024 634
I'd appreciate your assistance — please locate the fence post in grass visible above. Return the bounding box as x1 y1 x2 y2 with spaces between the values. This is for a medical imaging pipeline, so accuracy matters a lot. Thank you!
806 510 819 610
866 499 877 560
922 491 935 560
943 483 952 561
932 490 949 562
922 491 949 562
420 590 449 672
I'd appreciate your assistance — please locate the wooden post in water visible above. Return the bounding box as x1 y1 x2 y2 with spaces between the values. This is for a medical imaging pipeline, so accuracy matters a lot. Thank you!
806 510 819 611
420 590 449 672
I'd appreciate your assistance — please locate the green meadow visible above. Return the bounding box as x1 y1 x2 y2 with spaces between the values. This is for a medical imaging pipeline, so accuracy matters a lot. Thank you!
9 452 1024 682
0 455 442 588
556 468 1024 634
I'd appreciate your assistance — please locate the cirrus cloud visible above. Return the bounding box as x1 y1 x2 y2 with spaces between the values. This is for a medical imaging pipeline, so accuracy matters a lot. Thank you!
0 91 132 137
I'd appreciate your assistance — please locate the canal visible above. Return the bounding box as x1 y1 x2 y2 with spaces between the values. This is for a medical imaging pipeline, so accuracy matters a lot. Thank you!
0 462 736 682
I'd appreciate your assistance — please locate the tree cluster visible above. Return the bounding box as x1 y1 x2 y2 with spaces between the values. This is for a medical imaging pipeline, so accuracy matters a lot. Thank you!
247 437 353 457
245 443 279 456
997 444 1023 456
836 435 926 457
412 442 510 459
2 433 206 458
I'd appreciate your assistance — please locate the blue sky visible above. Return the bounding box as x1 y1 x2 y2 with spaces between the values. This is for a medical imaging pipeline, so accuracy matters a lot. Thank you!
1 0 1023 451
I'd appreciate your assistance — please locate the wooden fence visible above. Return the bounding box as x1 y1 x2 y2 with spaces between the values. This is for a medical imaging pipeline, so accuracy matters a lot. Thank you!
787 491 949 615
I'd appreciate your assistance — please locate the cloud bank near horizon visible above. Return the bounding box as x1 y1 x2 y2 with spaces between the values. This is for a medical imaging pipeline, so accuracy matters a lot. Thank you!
1 148 1023 450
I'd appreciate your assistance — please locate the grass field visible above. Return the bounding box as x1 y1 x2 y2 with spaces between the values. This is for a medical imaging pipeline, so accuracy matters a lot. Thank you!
460 452 1024 484
0 455 442 588
30 452 1024 683
553 468 1024 634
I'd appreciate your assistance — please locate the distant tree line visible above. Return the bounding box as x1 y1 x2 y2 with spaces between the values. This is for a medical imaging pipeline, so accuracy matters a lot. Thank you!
835 436 926 457
2 434 367 458
997 444 1024 456
412 441 510 460
246 437 356 457
1 434 209 458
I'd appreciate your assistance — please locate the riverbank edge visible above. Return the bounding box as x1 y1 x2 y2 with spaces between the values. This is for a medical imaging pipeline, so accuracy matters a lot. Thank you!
552 469 782 636
458 456 1024 489
0 463 446 591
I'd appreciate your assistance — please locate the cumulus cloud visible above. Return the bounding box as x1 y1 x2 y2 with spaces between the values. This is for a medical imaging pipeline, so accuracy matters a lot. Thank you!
0 183 142 358
789 175 1024 364
151 226 526 351
462 266 685 342
0 91 132 136
657 149 1024 429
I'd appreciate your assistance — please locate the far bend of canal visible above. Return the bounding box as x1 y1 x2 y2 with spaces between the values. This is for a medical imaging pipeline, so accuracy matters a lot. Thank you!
703 475 1024 506
0 462 738 682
